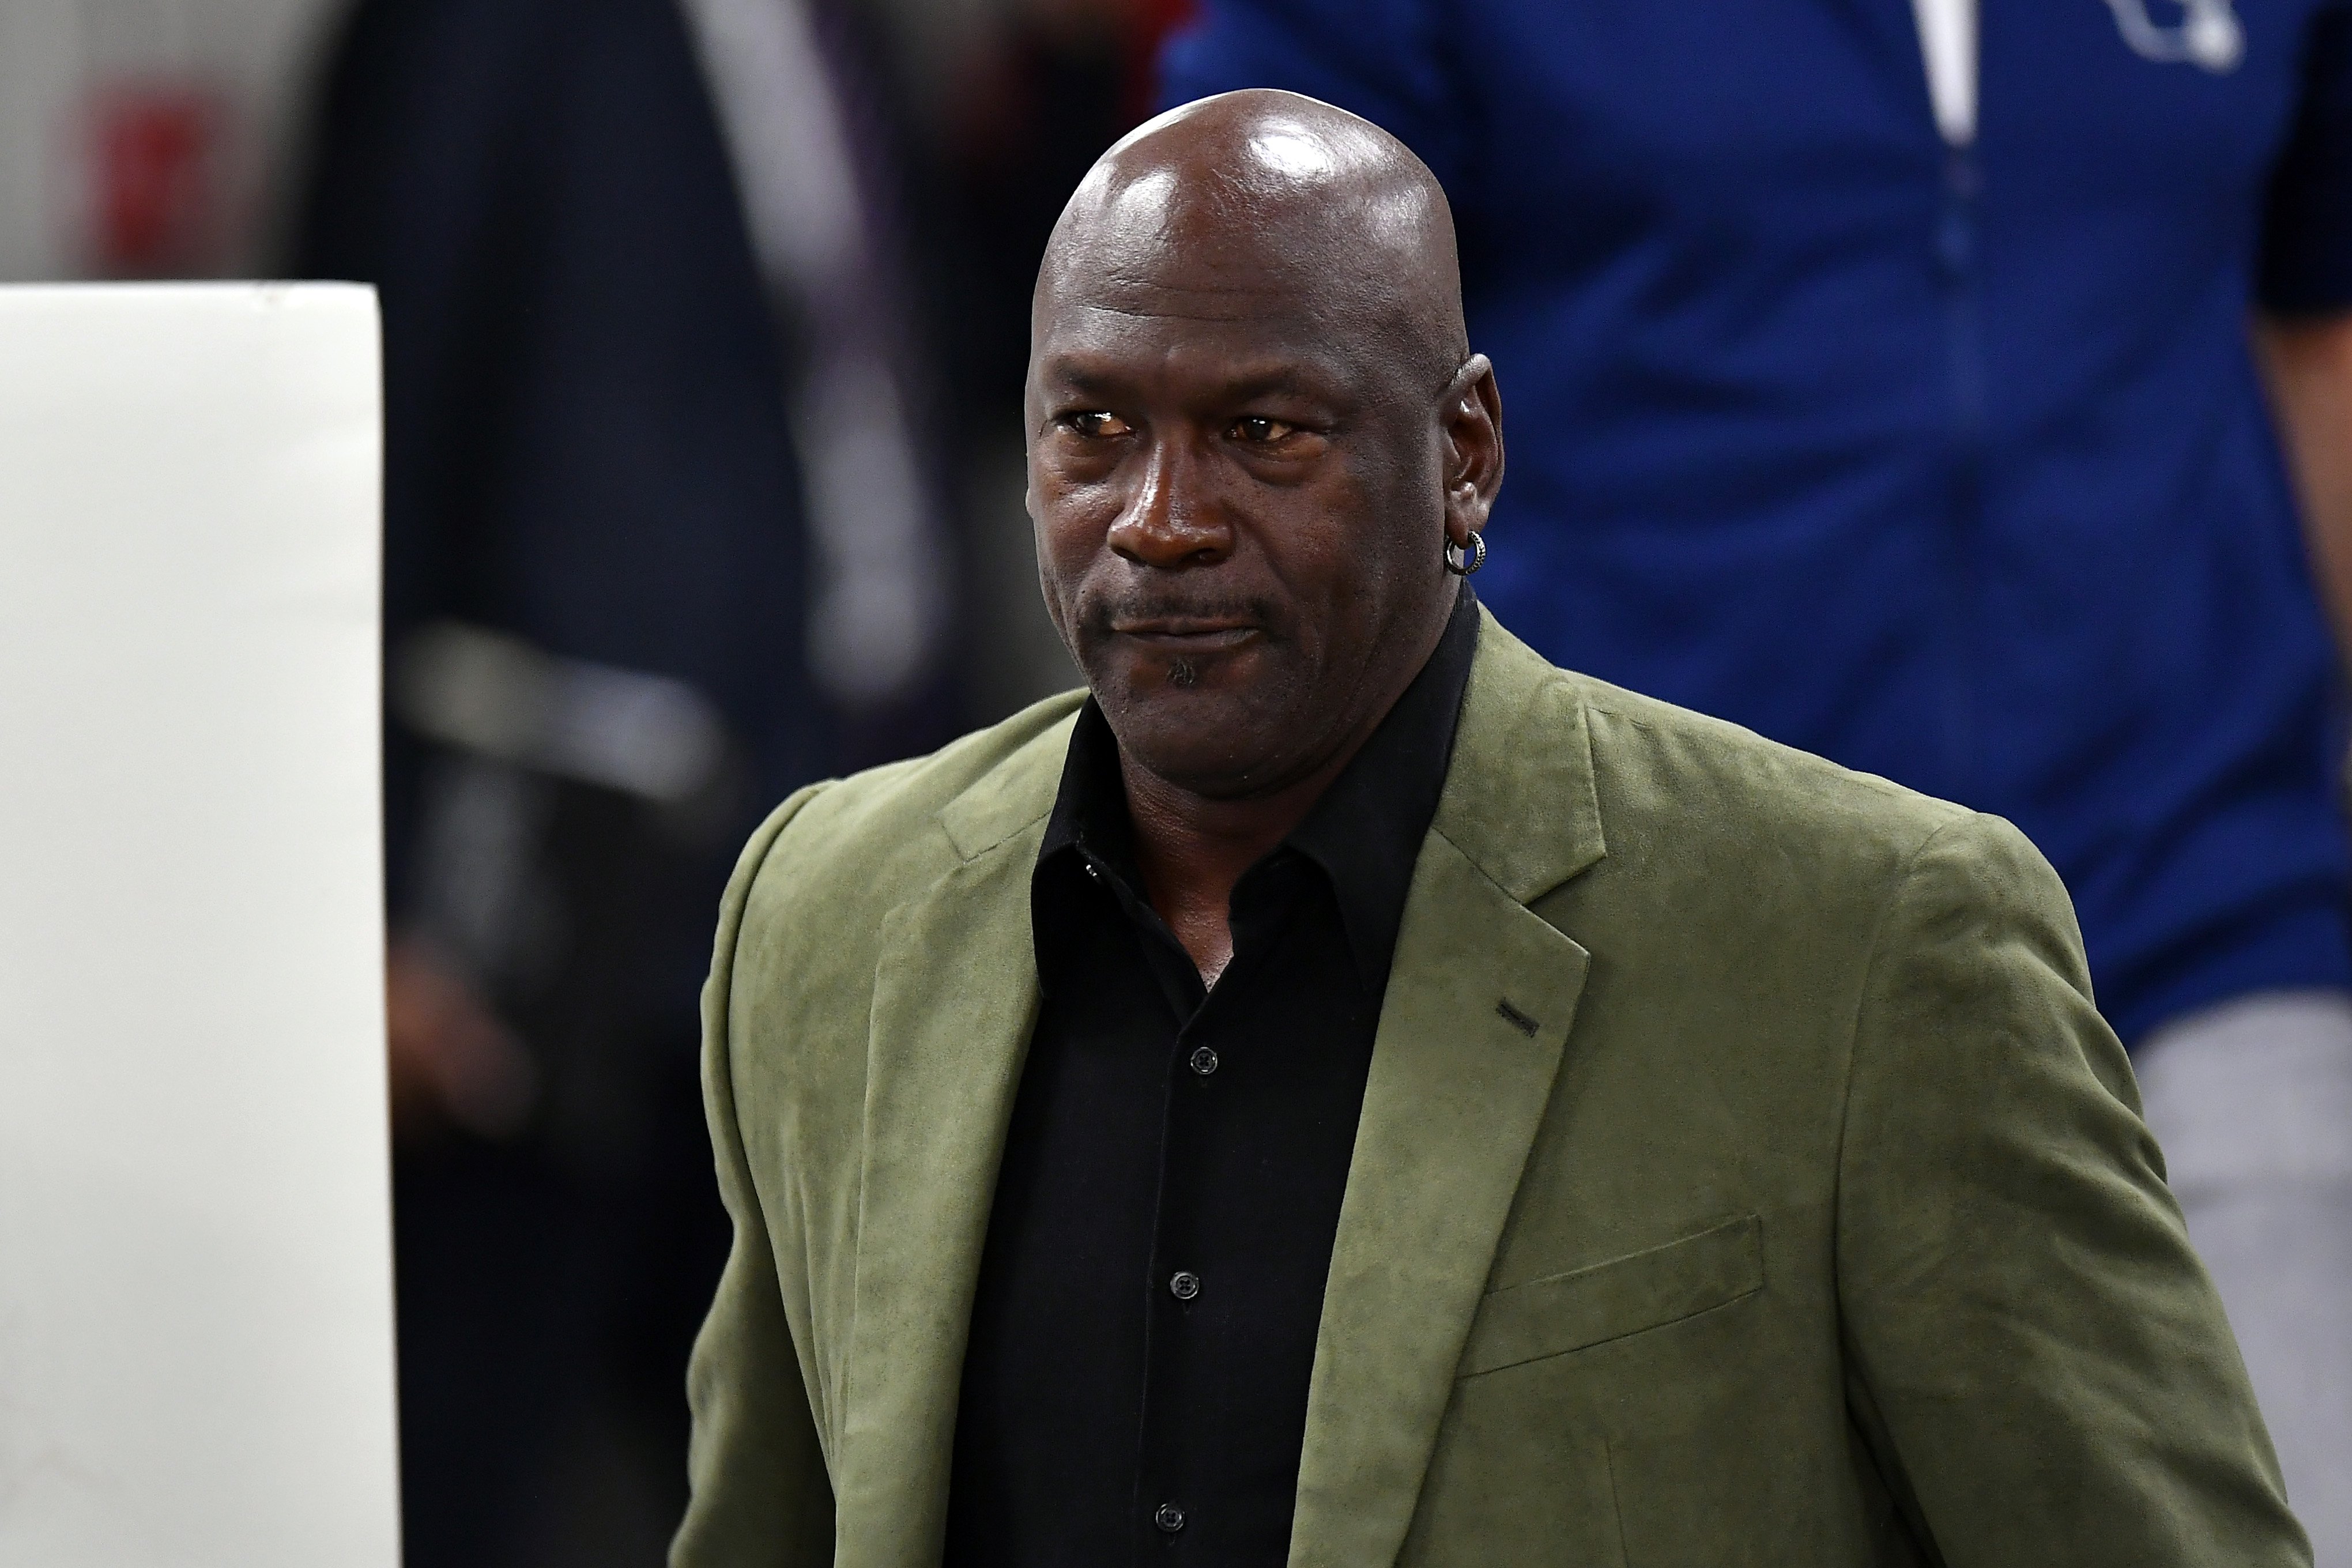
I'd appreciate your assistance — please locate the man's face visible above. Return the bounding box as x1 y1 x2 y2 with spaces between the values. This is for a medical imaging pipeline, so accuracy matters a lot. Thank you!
1027 210 1454 800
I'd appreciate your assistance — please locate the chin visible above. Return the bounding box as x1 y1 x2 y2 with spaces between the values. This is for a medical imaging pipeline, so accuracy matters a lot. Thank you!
1094 691 1303 800
1083 641 1327 791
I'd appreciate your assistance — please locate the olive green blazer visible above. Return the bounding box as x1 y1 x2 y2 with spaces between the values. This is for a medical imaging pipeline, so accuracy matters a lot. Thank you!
672 610 2305 1567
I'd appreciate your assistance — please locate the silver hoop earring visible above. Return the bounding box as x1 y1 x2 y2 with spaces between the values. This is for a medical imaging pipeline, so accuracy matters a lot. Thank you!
1443 530 1487 576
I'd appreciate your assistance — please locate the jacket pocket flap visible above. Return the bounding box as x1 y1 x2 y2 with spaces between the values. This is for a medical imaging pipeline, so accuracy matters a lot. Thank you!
1459 1213 1763 1378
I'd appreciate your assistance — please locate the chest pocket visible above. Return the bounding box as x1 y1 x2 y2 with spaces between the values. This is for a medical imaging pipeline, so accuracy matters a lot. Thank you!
1460 1213 1764 1379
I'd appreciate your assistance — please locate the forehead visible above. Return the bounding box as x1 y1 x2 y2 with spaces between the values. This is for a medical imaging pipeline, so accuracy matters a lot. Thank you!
1034 217 1391 396
1035 287 1353 380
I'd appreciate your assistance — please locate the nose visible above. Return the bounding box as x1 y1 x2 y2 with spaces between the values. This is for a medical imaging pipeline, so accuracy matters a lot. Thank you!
1106 431 1231 570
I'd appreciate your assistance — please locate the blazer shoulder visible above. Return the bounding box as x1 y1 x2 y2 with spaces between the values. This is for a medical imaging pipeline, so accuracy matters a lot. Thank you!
736 687 1087 921
1560 669 1973 884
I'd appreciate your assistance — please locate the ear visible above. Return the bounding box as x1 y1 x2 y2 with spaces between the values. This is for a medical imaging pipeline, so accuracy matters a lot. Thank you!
1438 353 1505 549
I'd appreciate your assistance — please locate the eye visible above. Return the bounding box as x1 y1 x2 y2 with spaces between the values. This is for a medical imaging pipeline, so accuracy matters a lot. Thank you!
1230 416 1298 444
1064 411 1133 438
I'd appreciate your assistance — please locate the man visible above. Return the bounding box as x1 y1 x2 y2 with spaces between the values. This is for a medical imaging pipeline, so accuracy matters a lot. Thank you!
674 91 2304 1565
1159 5 2352 1542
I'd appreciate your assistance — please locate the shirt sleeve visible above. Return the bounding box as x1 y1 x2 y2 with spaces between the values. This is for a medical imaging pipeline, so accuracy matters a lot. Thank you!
2260 4 2352 316
1155 0 1473 195
1835 813 2310 1565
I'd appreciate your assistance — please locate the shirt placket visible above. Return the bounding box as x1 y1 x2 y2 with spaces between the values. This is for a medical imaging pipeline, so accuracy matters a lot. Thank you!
1125 858 1302 1557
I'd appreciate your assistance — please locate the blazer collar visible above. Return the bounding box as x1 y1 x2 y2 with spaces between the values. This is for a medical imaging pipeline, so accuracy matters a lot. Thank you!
936 695 1079 862
1433 605 1607 903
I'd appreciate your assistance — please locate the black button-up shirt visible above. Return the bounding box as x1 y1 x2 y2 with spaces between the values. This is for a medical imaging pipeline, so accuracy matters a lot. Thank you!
943 589 1479 1566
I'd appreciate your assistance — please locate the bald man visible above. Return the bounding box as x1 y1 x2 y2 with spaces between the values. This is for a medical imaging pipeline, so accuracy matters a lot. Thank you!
671 91 2305 1567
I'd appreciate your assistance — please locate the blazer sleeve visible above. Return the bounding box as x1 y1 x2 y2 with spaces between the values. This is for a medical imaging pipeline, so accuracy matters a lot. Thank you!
672 786 838 1568
1834 813 2309 1566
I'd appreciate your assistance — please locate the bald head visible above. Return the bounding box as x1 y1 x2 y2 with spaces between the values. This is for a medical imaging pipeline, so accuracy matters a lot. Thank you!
1023 89 1503 811
1039 89 1469 395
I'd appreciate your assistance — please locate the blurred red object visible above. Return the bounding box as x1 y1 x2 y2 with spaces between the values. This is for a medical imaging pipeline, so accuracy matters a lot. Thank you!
85 83 227 276
1124 0 1198 123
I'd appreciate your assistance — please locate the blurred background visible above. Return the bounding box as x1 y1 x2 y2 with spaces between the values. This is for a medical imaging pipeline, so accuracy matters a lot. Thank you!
6 0 2351 1564
0 1 1190 1563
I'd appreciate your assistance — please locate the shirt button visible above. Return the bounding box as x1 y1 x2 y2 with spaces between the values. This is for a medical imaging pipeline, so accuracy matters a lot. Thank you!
1169 1270 1201 1301
1189 1046 1218 1076
1153 1502 1186 1533
1083 861 1102 881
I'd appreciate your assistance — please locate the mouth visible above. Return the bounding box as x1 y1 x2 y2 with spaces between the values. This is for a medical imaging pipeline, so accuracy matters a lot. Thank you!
1109 620 1260 651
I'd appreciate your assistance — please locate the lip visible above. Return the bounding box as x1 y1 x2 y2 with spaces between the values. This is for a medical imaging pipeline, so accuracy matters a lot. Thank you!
1110 621 1259 650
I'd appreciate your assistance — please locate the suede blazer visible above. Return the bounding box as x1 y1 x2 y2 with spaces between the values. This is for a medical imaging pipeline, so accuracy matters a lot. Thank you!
672 610 2306 1567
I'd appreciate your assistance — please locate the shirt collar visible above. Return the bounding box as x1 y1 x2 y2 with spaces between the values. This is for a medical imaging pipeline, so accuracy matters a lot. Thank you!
1038 583 1480 1001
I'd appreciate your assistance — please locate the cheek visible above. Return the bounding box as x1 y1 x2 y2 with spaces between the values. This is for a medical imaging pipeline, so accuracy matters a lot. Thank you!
1030 468 1119 571
1254 478 1426 610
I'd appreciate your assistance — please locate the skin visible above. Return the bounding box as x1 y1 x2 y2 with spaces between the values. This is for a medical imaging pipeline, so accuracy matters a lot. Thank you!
1026 89 1505 983
2257 314 2352 662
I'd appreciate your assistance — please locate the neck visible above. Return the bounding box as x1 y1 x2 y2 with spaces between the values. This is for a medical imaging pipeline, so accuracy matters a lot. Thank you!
1117 597 1457 982
1120 740 1362 986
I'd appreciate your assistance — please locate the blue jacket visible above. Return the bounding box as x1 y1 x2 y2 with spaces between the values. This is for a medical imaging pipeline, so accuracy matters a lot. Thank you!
1165 0 2352 1042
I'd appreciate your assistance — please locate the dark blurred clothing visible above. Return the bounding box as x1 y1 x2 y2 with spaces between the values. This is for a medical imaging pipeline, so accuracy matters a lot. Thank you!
681 0 955 737
297 0 850 1559
1164 0 2352 1046
926 22 1144 465
301 0 830 948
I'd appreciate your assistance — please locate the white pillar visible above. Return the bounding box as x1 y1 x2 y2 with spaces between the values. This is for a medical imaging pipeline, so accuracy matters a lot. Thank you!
0 282 399 1568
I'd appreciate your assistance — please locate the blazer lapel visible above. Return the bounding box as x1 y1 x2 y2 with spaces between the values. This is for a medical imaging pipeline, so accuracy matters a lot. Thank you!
1289 613 1607 1567
831 717 1073 1568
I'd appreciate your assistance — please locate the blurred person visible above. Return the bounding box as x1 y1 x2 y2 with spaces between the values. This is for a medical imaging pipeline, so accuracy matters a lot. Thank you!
918 0 1197 414
1165 0 2352 1547
294 0 951 1561
857 0 1198 714
672 91 2305 1566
